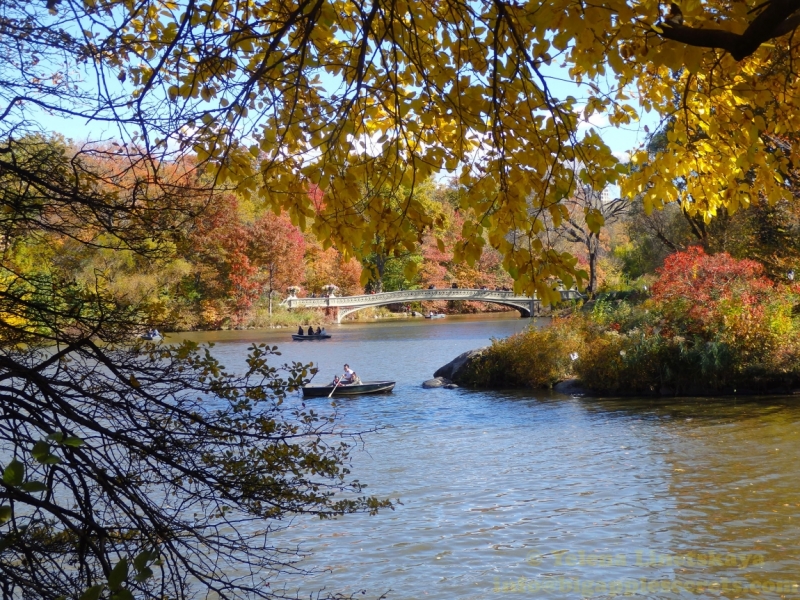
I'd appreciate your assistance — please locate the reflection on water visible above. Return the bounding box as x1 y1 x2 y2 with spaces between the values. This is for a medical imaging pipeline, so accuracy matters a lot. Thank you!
171 315 800 599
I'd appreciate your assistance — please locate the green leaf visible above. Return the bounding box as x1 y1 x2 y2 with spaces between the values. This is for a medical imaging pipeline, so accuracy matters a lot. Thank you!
0 505 11 524
2 460 24 487
133 566 153 583
31 441 51 462
21 481 48 493
46 432 64 443
79 585 104 600
63 436 84 448
108 557 129 591
111 590 134 600
133 548 156 572
40 455 62 465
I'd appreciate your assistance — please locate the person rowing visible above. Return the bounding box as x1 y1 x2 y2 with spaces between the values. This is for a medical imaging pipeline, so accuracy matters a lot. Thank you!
341 364 357 385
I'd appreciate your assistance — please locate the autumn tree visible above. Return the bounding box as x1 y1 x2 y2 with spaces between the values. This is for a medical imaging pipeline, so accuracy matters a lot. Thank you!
247 212 306 314
303 239 363 296
551 185 628 296
420 206 512 290
418 188 513 311
351 182 441 292
185 194 305 325
614 200 694 279
619 189 800 282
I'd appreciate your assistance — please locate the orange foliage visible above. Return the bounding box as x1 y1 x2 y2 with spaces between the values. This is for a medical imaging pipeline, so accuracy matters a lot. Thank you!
418 207 512 312
303 237 363 296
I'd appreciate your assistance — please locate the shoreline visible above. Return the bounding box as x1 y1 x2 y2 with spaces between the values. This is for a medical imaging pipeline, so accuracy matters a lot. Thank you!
162 308 525 333
432 348 800 400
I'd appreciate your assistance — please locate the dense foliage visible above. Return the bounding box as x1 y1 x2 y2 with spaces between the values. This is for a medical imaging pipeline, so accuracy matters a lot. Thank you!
3 140 517 329
465 249 800 395
4 0 799 300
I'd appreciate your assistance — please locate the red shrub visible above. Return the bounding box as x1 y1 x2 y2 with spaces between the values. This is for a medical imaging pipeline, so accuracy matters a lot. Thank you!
651 246 774 347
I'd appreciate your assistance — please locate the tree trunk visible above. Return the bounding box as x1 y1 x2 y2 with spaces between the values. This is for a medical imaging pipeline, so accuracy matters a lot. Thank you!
587 235 599 297
268 269 274 315
373 253 386 292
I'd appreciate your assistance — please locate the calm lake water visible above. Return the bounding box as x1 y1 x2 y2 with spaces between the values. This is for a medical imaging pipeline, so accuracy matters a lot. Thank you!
174 314 800 599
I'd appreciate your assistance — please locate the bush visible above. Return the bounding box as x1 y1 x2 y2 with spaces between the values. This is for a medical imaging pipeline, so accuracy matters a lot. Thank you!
459 320 582 388
466 248 800 395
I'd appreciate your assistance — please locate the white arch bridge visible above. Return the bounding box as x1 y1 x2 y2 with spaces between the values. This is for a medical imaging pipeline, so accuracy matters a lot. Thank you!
281 288 584 323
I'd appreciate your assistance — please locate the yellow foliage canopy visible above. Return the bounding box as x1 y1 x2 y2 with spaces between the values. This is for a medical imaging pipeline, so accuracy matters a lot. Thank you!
12 0 800 299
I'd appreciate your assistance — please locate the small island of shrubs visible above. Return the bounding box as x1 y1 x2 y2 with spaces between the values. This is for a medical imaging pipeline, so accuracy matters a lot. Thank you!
459 247 800 396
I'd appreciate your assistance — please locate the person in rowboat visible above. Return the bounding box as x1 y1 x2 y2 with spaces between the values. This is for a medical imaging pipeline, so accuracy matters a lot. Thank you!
341 364 356 384
341 370 361 385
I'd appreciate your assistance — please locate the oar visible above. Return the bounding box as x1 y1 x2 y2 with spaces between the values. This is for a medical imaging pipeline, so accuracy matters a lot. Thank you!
328 377 342 398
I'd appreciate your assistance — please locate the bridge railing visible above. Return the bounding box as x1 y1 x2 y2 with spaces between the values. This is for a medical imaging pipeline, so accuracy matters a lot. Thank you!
283 288 526 306
281 287 584 308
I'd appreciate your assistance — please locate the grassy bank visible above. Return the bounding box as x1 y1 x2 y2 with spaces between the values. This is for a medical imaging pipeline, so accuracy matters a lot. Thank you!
461 249 800 396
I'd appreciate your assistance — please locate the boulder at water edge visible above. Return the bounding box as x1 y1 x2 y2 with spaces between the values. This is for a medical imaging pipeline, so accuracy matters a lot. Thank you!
433 347 488 384
422 377 451 388
552 378 589 396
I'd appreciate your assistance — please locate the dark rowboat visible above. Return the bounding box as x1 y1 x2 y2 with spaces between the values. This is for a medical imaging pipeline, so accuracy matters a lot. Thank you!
292 334 332 341
302 381 395 397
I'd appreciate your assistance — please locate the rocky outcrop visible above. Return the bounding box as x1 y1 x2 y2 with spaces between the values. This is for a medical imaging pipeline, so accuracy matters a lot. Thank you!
433 347 488 384
422 377 451 388
552 378 590 396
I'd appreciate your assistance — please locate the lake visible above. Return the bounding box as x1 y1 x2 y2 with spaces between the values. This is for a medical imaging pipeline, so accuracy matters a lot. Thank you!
175 314 800 599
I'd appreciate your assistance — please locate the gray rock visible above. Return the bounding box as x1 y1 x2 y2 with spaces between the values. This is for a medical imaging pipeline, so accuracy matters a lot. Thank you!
422 377 451 388
443 383 459 389
553 378 589 396
433 347 488 382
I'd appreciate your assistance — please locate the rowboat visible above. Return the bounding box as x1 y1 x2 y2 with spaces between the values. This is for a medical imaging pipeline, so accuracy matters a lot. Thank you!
291 333 332 341
301 381 396 397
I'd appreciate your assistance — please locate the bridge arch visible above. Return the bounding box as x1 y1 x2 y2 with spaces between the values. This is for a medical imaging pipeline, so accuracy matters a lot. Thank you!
334 298 536 323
